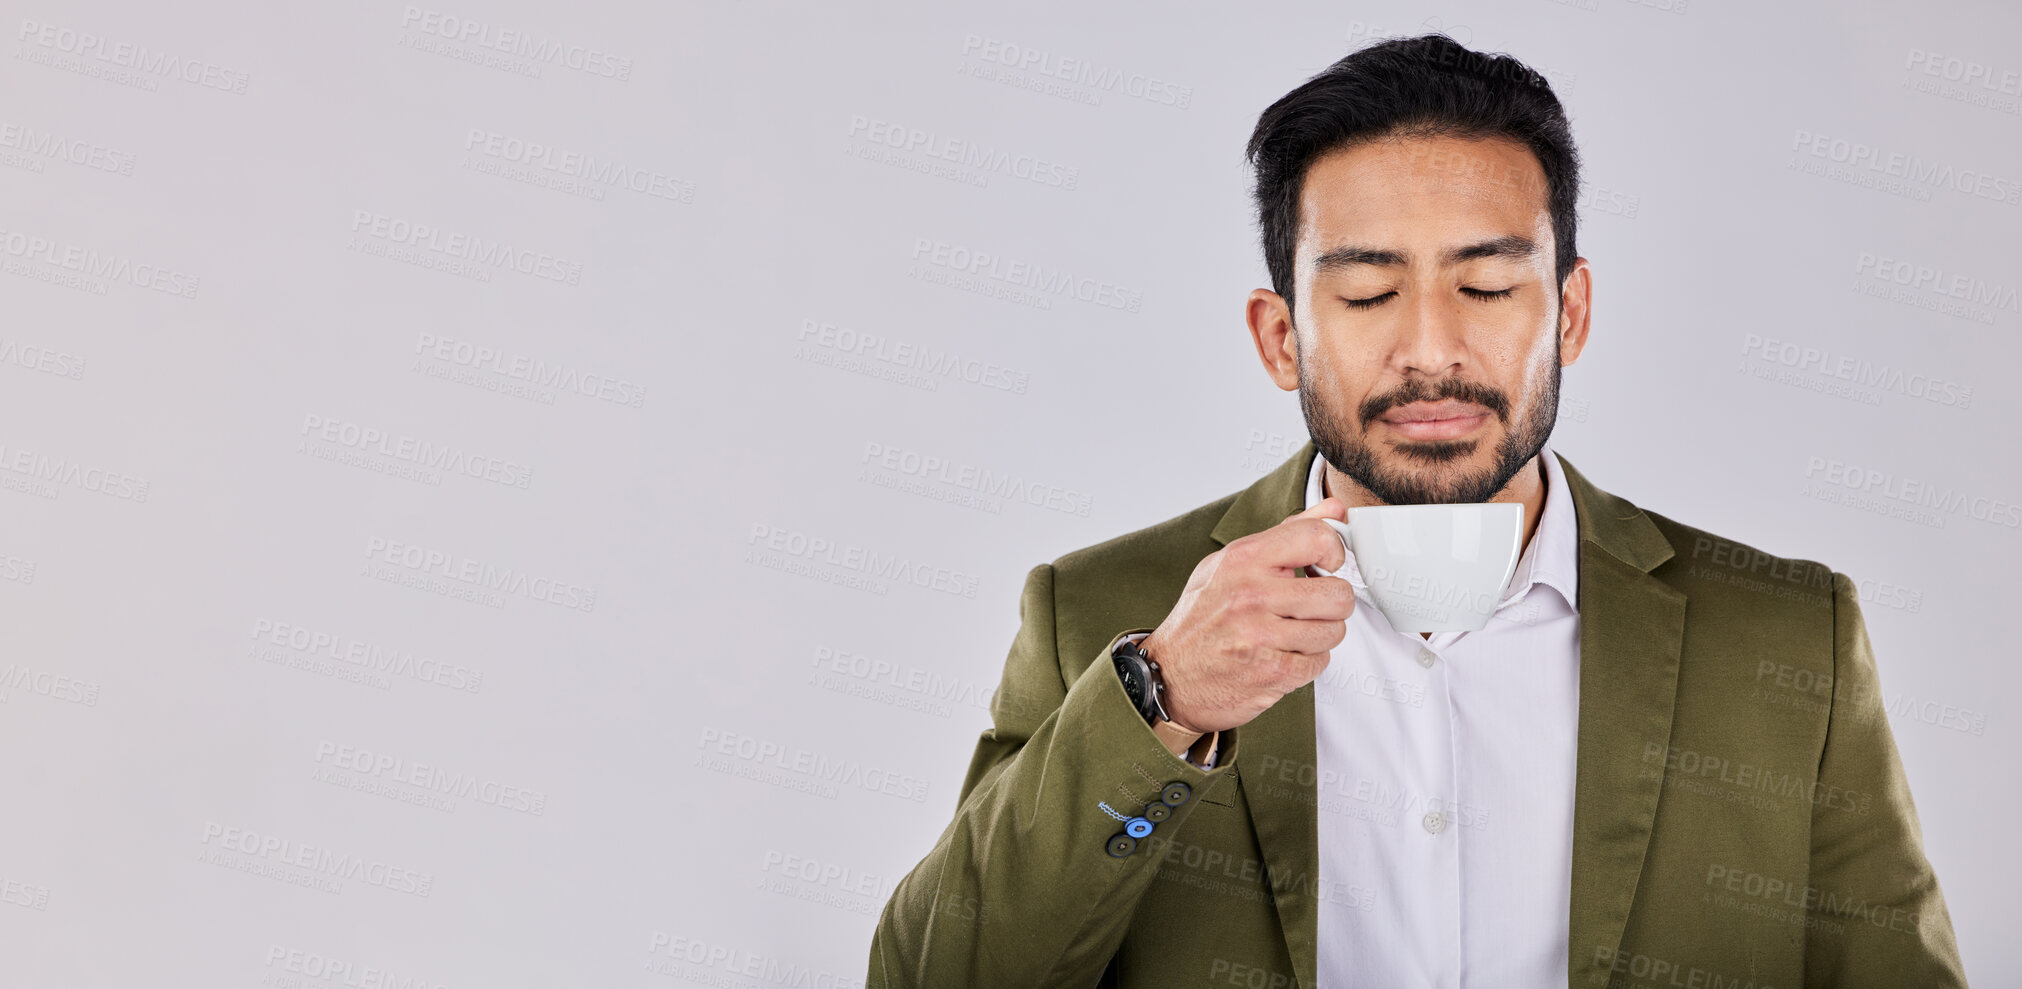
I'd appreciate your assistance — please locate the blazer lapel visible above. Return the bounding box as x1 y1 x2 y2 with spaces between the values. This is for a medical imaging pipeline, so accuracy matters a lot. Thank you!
1204 443 1686 989
1210 443 1325 989
1554 451 1687 988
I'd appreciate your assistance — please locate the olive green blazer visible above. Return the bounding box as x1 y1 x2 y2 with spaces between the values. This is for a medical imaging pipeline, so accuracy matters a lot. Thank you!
867 442 1966 988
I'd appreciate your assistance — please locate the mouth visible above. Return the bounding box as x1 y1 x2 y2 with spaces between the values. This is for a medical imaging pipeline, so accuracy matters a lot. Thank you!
1377 400 1492 442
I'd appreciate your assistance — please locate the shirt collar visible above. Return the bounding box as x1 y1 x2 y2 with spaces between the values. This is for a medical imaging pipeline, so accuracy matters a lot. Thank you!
1302 443 1579 611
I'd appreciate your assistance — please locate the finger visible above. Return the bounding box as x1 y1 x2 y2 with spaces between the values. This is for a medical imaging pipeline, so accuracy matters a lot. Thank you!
1255 641 1337 690
1263 573 1357 621
1284 495 1347 522
1264 615 1350 657
1237 517 1347 574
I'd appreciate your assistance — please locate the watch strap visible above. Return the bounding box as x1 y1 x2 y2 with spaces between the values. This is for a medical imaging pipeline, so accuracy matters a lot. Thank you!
1152 716 1204 752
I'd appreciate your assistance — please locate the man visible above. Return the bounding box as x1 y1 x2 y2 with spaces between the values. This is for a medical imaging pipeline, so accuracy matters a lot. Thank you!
866 34 1965 989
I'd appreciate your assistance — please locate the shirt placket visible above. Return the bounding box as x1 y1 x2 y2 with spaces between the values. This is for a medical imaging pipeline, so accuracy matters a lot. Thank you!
1413 636 1463 988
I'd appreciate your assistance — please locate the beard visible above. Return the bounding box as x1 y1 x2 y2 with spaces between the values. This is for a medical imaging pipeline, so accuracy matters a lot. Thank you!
1299 331 1561 505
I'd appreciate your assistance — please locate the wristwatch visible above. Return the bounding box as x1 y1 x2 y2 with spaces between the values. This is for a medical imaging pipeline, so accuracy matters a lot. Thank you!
1111 633 1169 723
1113 634 1211 761
1114 633 1216 765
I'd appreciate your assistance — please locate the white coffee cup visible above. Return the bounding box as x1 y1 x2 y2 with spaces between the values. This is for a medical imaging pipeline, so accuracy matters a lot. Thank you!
1309 503 1526 633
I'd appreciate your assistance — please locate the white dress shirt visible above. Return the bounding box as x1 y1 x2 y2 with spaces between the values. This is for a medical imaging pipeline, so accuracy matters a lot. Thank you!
1306 445 1582 988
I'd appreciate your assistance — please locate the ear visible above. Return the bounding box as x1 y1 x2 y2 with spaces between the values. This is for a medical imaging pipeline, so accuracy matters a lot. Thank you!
1248 288 1300 392
1557 257 1592 366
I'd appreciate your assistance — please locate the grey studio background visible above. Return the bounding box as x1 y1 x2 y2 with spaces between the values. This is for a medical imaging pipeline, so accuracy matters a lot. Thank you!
0 0 2014 984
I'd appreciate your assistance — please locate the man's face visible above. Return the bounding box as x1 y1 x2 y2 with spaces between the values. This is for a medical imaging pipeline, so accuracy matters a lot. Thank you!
1289 133 1570 505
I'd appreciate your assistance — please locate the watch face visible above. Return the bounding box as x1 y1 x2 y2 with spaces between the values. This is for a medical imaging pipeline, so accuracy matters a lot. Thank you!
1116 663 1145 701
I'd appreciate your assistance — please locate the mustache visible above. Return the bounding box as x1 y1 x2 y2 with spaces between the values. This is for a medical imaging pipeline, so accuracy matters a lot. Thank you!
1358 379 1511 429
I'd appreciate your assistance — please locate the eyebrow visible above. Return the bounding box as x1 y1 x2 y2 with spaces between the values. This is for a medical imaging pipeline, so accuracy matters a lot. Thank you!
1311 234 1540 275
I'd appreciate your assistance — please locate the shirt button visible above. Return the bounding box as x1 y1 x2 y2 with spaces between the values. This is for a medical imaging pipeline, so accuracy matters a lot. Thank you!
1416 646 1437 668
1422 811 1447 834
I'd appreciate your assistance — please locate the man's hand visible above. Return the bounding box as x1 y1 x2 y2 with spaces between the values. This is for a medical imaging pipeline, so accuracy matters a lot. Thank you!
1139 497 1356 734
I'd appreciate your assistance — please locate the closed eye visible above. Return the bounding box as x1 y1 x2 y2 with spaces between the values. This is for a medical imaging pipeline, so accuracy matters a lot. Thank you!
1343 286 1515 310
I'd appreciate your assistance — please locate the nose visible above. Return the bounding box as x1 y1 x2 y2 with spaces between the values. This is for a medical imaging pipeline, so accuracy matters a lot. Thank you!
1391 290 1471 378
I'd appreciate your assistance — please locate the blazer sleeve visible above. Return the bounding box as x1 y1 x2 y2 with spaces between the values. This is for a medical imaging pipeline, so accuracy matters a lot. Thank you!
1802 571 1969 986
866 562 1241 989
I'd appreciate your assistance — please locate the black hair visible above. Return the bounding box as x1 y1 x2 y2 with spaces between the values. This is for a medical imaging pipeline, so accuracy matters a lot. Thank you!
1244 33 1581 318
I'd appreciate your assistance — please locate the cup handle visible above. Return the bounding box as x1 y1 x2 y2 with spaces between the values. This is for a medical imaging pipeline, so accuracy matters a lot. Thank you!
1308 517 1353 579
